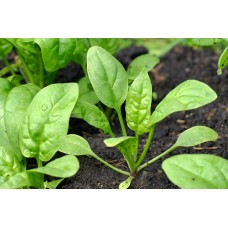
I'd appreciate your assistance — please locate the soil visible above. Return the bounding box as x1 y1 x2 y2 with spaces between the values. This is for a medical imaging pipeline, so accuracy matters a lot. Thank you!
1 44 228 189
57 45 228 189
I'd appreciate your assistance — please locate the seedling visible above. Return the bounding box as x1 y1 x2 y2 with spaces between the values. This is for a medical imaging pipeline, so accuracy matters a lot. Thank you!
59 46 222 189
0 78 80 188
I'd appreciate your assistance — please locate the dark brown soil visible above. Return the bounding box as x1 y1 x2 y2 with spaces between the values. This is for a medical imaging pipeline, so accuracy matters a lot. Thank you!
58 45 228 189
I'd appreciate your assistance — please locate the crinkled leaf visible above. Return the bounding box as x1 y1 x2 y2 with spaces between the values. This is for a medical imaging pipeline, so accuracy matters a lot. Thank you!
78 76 99 104
150 80 217 126
34 38 76 71
126 69 152 135
174 126 218 147
71 101 112 134
0 78 14 151
59 134 95 157
162 154 228 189
29 155 79 178
19 83 79 161
127 54 160 80
4 83 40 161
217 46 228 75
119 176 133 189
87 46 128 110
0 147 22 177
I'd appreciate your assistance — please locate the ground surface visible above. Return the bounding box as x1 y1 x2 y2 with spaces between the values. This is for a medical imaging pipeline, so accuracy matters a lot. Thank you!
56 45 228 189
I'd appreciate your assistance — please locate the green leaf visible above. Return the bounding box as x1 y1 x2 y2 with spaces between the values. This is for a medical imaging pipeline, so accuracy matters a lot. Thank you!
127 54 160 80
104 136 135 147
72 101 112 134
59 134 95 157
217 46 228 75
119 176 133 189
0 172 30 189
162 154 228 189
7 75 24 86
4 83 40 161
126 69 152 135
45 179 64 189
78 76 99 104
174 126 218 147
191 38 221 46
19 83 79 161
0 78 14 151
87 46 128 110
150 80 217 126
0 147 22 177
29 155 79 178
0 39 13 56
34 38 76 72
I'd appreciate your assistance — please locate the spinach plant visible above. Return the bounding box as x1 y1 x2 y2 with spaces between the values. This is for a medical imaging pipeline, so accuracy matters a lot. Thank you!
59 46 223 189
0 78 80 188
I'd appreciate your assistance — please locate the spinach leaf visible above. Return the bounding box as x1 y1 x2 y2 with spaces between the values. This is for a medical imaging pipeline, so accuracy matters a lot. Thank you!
19 83 79 161
29 155 79 178
72 101 112 134
0 39 13 57
34 38 76 72
126 69 152 135
127 54 160 81
4 83 40 161
162 154 228 189
150 80 217 126
217 46 228 75
87 46 128 110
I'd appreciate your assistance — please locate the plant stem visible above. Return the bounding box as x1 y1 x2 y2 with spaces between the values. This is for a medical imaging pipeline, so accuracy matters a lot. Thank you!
92 154 130 176
36 158 44 189
0 50 16 76
134 125 156 170
116 108 127 136
134 133 139 162
137 145 177 172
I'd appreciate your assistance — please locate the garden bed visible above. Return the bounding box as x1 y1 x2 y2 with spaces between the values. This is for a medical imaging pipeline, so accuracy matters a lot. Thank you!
55 45 228 189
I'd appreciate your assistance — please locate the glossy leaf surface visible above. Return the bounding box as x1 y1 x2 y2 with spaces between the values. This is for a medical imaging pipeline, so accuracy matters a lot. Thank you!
162 154 228 189
72 101 112 134
29 155 79 178
150 80 217 126
87 46 128 109
19 83 79 161
126 70 152 135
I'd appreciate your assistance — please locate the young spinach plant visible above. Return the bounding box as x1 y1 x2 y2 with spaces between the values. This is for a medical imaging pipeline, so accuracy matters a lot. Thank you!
0 78 80 188
59 46 222 189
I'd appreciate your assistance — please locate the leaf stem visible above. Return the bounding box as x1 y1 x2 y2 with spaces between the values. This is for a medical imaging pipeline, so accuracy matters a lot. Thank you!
134 125 156 170
117 108 127 136
92 154 130 176
0 50 16 76
137 145 177 172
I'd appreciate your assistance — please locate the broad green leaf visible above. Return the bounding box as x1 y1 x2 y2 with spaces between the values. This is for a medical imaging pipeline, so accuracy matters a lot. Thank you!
119 176 133 189
87 46 128 110
59 134 95 157
162 154 228 189
78 76 99 104
0 147 22 177
4 83 40 161
150 80 217 126
45 179 64 189
104 136 135 147
0 78 14 151
126 70 152 135
127 54 160 80
34 38 76 72
71 101 112 134
0 172 30 189
19 83 79 161
29 155 79 178
174 126 218 147
0 39 13 56
217 46 228 75
191 38 221 46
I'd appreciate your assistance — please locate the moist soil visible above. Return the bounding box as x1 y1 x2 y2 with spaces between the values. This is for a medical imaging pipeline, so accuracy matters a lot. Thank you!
56 45 228 189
